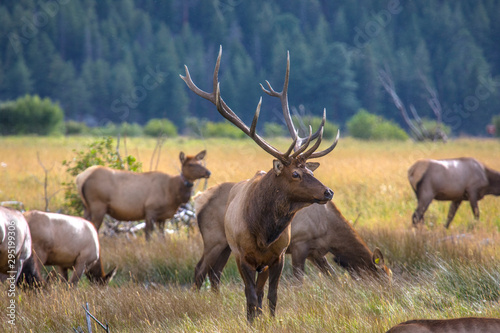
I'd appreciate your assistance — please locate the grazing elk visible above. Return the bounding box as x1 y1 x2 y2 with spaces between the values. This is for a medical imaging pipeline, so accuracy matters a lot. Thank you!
193 184 391 290
386 317 500 333
181 46 338 321
408 157 500 228
76 150 211 240
0 206 41 286
23 210 116 285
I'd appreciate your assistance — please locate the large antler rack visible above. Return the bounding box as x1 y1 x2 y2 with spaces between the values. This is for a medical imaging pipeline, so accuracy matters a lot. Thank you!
180 46 339 163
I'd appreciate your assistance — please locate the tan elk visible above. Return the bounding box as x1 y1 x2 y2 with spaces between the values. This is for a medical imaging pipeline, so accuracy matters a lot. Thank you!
193 183 391 290
76 150 211 240
408 157 500 228
23 210 116 285
386 317 500 333
0 206 41 286
181 46 338 321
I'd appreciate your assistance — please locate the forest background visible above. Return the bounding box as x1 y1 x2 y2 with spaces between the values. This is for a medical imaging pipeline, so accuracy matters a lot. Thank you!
1 0 499 137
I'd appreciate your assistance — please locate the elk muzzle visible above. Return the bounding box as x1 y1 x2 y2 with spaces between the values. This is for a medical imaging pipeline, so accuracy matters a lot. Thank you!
315 188 334 204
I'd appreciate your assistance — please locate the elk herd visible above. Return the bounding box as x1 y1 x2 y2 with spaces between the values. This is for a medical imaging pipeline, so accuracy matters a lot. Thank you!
1 46 500 330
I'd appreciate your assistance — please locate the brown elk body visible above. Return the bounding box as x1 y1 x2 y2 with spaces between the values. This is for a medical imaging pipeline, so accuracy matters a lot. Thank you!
0 206 40 286
386 317 500 333
408 157 500 228
194 183 390 289
23 210 116 285
76 150 210 240
181 46 338 321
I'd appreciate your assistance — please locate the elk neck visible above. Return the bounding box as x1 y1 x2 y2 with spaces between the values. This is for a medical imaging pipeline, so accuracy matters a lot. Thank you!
180 173 194 188
245 171 306 249
485 167 500 195
173 174 194 204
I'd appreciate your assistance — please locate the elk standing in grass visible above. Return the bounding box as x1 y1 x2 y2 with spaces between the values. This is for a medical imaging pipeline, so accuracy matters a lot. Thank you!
386 317 500 333
194 184 391 290
0 206 41 286
181 46 338 321
76 150 211 240
22 210 116 285
408 157 500 228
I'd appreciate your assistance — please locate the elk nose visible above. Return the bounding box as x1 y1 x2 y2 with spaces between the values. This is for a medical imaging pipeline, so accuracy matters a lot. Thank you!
324 188 334 200
206 170 212 177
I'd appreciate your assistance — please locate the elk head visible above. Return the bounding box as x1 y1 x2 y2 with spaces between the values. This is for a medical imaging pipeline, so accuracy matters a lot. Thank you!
180 46 338 204
179 150 211 186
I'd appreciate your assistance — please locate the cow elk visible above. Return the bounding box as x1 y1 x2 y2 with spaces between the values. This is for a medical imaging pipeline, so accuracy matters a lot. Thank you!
181 46 338 321
386 317 500 333
22 210 116 286
193 183 391 291
76 150 210 240
0 206 41 287
408 158 500 228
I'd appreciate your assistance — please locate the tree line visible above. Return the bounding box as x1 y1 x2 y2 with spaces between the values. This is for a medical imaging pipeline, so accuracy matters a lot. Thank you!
1 0 499 136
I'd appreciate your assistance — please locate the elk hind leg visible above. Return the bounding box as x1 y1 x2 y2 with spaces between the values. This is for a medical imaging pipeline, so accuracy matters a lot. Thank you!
445 200 462 228
208 245 231 291
311 255 335 278
290 245 309 282
194 243 229 290
412 193 433 227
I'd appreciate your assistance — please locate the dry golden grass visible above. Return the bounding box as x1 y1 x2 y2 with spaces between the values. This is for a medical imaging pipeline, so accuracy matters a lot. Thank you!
1 135 500 332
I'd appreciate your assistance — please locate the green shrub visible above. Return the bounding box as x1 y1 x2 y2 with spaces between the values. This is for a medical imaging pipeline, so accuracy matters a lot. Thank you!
0 95 64 135
263 122 285 137
89 122 120 137
347 109 409 141
65 120 89 135
120 122 143 137
420 118 452 138
61 137 142 215
144 118 178 137
203 121 246 139
492 115 500 138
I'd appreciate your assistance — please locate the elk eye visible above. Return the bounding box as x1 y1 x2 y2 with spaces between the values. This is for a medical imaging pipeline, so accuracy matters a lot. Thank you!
292 171 300 179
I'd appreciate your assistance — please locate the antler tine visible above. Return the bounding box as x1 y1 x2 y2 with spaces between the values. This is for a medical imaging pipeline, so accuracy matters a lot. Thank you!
300 109 340 160
259 51 323 151
291 126 313 158
307 128 340 159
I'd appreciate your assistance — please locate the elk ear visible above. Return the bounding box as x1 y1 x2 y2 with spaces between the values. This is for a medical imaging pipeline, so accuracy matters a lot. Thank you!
273 160 284 176
306 162 320 172
372 248 385 267
179 152 186 164
195 150 207 161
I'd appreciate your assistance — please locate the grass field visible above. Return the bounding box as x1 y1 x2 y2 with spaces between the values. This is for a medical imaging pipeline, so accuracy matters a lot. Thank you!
1 136 500 332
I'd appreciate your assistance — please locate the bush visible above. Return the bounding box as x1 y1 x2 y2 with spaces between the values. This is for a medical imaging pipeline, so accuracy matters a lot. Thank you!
420 118 452 138
263 122 285 137
0 95 64 135
492 115 500 138
203 121 246 139
347 109 409 141
144 118 178 137
65 120 89 135
120 122 143 137
61 137 142 215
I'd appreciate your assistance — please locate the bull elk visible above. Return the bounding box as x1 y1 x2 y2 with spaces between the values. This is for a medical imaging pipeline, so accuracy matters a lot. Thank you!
408 158 500 228
0 206 41 287
193 183 391 290
386 317 500 333
181 46 338 321
22 210 116 285
76 150 210 240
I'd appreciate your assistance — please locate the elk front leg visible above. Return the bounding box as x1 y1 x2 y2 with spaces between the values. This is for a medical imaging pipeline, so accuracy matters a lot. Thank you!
144 216 155 241
311 255 335 277
236 257 258 322
412 194 433 227
445 200 462 228
290 245 309 283
468 195 480 221
268 254 285 317
255 267 270 315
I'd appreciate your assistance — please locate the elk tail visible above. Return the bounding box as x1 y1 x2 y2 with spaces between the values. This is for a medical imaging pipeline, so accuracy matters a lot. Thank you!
75 166 98 209
408 160 429 194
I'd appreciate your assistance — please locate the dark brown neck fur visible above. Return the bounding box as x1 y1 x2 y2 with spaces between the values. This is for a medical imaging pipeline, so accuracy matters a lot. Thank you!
327 202 376 273
173 175 193 205
245 172 307 249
